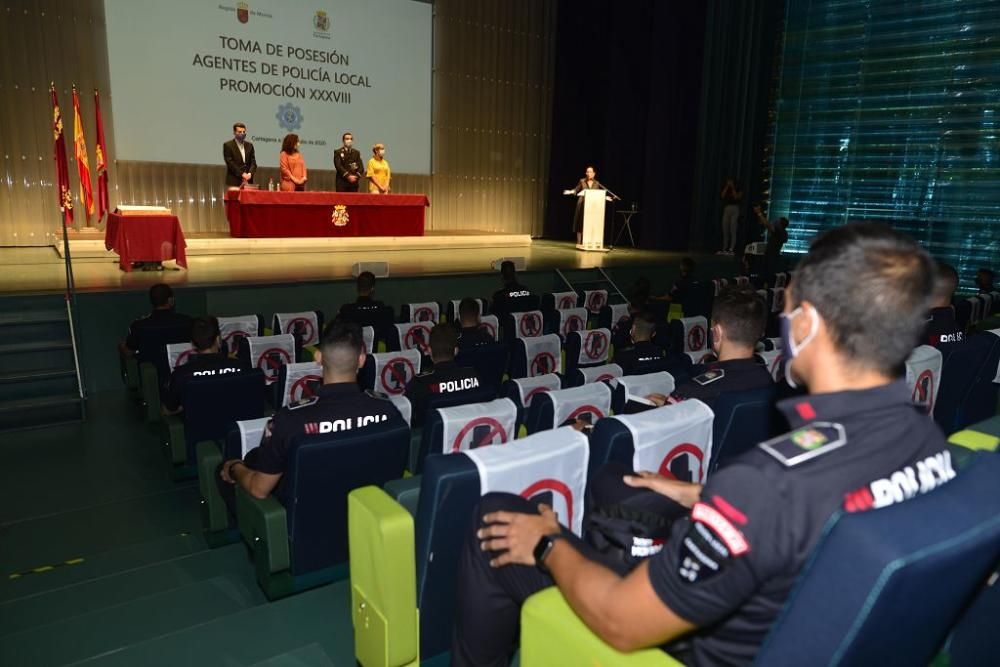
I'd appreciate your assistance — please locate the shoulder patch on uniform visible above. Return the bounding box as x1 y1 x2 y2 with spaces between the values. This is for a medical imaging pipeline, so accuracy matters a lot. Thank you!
415 369 434 378
693 369 725 386
758 421 847 467
289 396 320 410
365 389 390 400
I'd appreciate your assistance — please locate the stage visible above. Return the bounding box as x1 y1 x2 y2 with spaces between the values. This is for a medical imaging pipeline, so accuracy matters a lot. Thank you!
0 232 723 295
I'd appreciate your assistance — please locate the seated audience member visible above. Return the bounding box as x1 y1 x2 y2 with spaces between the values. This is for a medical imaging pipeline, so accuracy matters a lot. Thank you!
650 258 697 304
612 312 667 374
218 321 401 505
491 261 532 319
161 317 247 415
451 223 951 667
628 276 652 313
119 283 191 358
647 287 772 408
456 297 494 349
337 271 386 323
975 267 995 294
924 262 964 347
406 324 482 425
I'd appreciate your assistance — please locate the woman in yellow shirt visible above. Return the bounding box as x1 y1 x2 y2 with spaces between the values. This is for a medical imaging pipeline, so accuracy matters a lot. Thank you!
366 143 391 194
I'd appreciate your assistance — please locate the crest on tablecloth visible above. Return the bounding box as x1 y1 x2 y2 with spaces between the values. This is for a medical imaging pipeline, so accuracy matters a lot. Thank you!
332 204 349 227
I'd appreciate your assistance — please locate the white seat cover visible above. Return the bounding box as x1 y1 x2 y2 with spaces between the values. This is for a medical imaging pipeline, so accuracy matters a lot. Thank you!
573 328 611 366
371 349 422 395
281 361 322 407
557 308 589 340
166 342 196 372
439 398 518 454
756 350 785 382
615 399 715 484
522 334 562 376
218 315 259 354
617 371 676 402
547 382 612 430
905 345 944 414
406 302 440 323
237 417 271 458
479 314 500 341
361 326 375 355
583 289 608 314
608 303 631 333
679 316 709 353
685 350 716 365
387 394 412 426
512 311 545 339
394 322 433 355
465 426 590 535
551 291 579 310
577 363 623 385
988 329 1000 383
246 334 296 385
273 311 319 347
512 373 562 408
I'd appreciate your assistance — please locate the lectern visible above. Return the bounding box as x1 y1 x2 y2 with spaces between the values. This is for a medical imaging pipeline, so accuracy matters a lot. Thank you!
577 189 609 252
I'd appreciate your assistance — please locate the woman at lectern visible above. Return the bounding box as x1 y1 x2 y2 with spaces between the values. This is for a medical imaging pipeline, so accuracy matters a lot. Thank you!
568 166 603 245
278 134 307 192
366 143 392 194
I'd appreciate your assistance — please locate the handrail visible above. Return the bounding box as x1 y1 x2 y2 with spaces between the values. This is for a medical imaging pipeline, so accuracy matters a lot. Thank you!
60 219 87 419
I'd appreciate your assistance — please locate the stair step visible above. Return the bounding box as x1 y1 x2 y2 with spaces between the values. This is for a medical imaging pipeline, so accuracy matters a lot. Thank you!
0 341 72 355
250 642 337 666
0 575 260 666
0 310 67 326
0 369 76 384
0 544 259 638
80 580 357 667
0 394 81 414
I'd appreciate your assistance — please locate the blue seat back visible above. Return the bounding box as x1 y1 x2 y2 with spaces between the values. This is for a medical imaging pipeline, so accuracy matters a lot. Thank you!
283 417 409 575
755 454 1000 666
955 333 1000 428
934 335 995 433
135 321 192 388
588 417 634 477
182 369 266 464
415 387 509 472
455 343 509 393
414 453 483 658
710 385 777 472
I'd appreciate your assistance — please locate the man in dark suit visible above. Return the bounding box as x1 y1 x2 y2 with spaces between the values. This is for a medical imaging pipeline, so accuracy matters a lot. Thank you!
334 132 362 192
223 122 257 187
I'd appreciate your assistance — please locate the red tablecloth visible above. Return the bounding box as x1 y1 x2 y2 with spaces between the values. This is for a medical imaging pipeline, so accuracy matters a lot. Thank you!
224 190 429 238
104 213 188 272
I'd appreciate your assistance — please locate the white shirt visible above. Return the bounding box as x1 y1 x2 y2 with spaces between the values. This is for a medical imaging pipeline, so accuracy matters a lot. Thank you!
236 140 246 164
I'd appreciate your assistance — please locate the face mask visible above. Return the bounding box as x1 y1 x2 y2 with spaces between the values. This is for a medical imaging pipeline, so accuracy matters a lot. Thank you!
235 133 246 142
779 306 818 389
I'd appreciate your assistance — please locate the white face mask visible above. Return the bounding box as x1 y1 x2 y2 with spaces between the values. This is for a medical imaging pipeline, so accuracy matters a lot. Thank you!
779 306 818 388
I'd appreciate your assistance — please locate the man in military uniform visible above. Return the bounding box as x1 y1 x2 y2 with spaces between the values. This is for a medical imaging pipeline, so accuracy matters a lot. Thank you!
119 283 191 358
612 311 667 375
161 316 247 415
646 287 772 409
405 324 482 426
218 321 401 506
456 297 494 349
924 261 965 348
337 271 387 325
334 132 362 192
451 223 952 667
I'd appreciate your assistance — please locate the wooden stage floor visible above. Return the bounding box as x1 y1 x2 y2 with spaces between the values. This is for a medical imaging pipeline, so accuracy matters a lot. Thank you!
0 232 696 295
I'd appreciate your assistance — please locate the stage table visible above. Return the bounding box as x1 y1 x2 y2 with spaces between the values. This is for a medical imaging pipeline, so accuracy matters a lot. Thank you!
224 190 429 238
104 212 188 272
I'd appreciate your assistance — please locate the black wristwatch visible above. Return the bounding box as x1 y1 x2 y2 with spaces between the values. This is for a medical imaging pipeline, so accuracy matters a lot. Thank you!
533 534 562 574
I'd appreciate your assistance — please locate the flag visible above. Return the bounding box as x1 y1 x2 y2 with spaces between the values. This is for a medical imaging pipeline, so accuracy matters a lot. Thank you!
72 86 94 222
94 89 109 221
50 84 73 225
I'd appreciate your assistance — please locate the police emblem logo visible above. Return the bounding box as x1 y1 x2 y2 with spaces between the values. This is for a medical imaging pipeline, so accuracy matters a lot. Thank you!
760 422 847 467
791 428 827 450
237 1 250 23
314 10 330 32
693 369 724 386
276 102 303 132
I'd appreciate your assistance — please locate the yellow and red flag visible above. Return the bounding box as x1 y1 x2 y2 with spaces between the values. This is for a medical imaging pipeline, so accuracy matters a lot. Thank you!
50 84 73 225
72 86 94 222
94 89 109 221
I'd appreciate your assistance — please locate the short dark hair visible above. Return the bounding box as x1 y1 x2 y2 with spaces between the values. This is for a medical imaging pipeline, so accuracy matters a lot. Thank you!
191 316 220 351
429 324 458 361
500 261 516 282
320 320 364 373
281 133 299 154
342 132 353 141
458 297 481 321
711 287 766 347
679 258 696 275
357 271 376 294
233 123 246 132
790 223 934 374
932 262 958 301
778 217 790 229
149 283 173 308
631 311 656 341
978 267 995 281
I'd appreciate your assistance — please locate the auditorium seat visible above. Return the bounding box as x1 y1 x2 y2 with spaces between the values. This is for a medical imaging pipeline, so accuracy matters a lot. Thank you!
610 371 677 415
445 297 487 323
134 319 194 423
563 328 612 377
502 310 545 343
275 361 321 408
237 334 300 393
271 310 323 358
523 382 612 434
162 369 266 476
545 306 589 340
387 322 433 360
518 448 1000 667
455 342 509 393
348 427 590 665
501 373 563 430
237 416 409 600
934 334 996 433
359 349 423 396
414 397 518 473
598 302 632 348
540 290 580 311
567 362 623 388
198 416 270 541
509 333 563 379
400 301 441 324
709 385 778 473
952 332 1000 427
217 314 263 357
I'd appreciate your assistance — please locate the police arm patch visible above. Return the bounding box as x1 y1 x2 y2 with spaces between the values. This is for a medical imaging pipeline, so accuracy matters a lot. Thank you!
693 369 725 386
676 502 749 584
759 421 847 467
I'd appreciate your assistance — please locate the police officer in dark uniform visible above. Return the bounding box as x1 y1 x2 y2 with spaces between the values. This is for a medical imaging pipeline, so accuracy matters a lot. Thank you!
334 132 362 192
450 223 952 667
337 271 387 325
924 261 965 348
456 297 494 349
218 321 401 508
405 324 482 426
161 316 247 415
491 261 536 320
612 311 667 375
119 283 191 357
